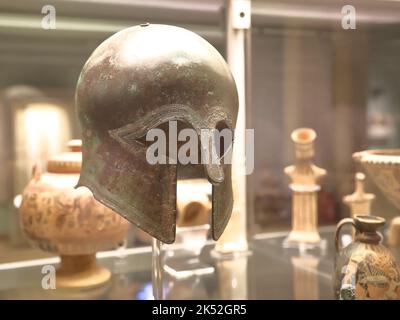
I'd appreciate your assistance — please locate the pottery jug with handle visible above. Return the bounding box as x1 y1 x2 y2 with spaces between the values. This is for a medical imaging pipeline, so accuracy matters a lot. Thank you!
334 215 400 300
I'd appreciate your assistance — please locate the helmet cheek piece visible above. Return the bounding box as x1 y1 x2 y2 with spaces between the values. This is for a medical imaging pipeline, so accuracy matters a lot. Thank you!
212 163 233 240
77 134 178 244
106 120 234 243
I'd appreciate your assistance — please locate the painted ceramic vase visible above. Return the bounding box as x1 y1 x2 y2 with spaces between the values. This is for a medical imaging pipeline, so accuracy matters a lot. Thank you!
19 140 130 288
334 215 400 300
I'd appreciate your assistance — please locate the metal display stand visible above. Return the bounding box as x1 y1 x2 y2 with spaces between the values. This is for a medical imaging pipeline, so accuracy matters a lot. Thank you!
151 239 164 300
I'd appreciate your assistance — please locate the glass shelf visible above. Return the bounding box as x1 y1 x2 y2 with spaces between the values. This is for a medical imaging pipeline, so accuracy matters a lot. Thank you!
0 227 337 300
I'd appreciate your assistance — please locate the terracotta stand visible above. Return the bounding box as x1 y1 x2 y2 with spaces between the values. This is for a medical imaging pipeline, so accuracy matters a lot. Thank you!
284 128 326 248
343 172 375 217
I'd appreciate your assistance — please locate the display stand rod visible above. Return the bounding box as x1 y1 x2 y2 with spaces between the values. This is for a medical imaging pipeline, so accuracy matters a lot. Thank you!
151 238 163 300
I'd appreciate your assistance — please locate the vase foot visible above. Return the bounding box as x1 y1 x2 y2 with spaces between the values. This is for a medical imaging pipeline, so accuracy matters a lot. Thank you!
56 254 111 289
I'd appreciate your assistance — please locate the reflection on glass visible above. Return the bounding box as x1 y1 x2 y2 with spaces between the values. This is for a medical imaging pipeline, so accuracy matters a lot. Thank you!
291 255 320 300
165 275 209 300
216 255 248 299
163 179 213 281
136 282 154 300
164 225 213 280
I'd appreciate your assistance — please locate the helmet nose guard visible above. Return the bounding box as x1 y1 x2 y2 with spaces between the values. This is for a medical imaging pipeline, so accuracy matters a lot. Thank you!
75 24 238 243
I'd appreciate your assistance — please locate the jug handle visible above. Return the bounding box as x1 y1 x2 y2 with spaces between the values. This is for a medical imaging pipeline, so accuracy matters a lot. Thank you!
335 218 356 253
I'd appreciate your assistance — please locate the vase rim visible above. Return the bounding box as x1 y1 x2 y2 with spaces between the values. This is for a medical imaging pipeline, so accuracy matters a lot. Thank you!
354 214 385 233
353 149 400 165
291 127 316 144
47 140 82 174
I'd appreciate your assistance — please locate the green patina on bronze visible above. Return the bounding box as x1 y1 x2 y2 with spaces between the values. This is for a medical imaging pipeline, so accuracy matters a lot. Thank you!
75 24 238 243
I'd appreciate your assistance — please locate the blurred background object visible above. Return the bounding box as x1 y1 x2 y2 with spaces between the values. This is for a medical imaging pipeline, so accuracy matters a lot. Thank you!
176 179 211 228
343 172 375 217
291 255 320 300
18 140 130 288
284 128 326 247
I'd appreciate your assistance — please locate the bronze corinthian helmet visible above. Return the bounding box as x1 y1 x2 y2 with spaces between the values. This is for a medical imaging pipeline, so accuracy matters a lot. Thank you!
76 24 238 243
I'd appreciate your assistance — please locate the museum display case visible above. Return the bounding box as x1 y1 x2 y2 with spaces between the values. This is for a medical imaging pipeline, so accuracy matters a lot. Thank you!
0 0 400 300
